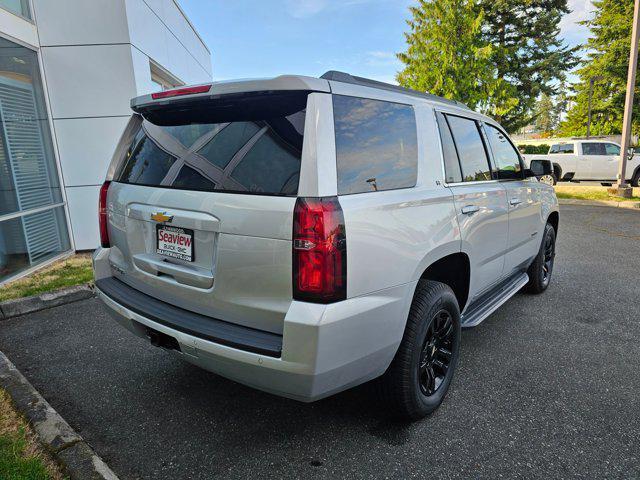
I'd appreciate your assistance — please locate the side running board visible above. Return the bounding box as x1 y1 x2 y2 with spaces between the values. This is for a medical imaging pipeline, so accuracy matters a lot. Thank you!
461 272 529 328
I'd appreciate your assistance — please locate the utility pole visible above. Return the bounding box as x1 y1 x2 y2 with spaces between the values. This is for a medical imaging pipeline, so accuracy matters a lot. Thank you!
613 0 640 195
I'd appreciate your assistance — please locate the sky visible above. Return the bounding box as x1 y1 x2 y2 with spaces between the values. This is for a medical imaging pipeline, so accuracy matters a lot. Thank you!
178 0 596 85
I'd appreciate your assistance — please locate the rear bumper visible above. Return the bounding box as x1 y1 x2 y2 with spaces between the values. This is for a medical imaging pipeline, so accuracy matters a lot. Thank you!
93 248 415 402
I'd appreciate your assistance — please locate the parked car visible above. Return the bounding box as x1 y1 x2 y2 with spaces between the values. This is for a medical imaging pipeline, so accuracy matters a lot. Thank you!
93 71 559 419
527 140 640 186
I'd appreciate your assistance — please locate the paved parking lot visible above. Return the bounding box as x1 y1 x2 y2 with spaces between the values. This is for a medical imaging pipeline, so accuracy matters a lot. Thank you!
1 204 639 479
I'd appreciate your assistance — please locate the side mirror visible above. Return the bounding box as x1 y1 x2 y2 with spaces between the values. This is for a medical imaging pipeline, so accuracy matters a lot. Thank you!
526 159 553 178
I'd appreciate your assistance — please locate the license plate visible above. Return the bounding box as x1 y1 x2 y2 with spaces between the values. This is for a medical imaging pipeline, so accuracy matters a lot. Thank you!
156 225 194 262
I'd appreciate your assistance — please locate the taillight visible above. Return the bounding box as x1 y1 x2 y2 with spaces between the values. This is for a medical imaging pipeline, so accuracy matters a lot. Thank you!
99 181 111 248
151 84 211 100
293 197 347 303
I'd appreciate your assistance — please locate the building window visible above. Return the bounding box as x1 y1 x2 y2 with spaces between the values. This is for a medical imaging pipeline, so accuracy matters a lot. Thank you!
150 61 182 91
0 0 31 20
0 37 70 284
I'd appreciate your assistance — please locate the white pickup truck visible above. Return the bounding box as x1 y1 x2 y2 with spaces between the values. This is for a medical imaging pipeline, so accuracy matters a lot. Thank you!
528 140 640 186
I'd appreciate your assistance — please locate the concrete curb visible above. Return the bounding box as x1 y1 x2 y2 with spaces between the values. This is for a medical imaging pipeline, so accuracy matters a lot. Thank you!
558 198 640 210
0 350 119 480
0 284 94 320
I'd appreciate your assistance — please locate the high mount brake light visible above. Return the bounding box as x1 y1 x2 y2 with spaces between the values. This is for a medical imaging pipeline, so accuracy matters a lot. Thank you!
99 181 111 248
151 84 212 100
293 197 347 303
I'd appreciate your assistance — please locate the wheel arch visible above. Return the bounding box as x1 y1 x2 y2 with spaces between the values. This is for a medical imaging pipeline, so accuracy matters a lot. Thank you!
632 164 640 186
547 210 559 235
552 163 562 179
418 252 470 313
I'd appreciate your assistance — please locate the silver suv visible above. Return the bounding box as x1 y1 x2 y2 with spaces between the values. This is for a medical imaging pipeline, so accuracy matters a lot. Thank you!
94 71 559 419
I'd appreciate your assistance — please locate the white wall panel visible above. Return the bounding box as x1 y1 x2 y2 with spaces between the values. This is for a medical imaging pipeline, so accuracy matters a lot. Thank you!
33 0 129 46
53 116 130 187
129 46 157 95
159 0 211 75
65 185 100 250
187 59 211 84
41 44 136 118
125 0 169 67
165 34 190 83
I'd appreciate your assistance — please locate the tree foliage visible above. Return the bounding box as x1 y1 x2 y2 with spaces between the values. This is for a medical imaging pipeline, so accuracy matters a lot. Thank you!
396 0 516 115
560 0 640 136
397 0 578 132
534 93 558 134
479 0 579 131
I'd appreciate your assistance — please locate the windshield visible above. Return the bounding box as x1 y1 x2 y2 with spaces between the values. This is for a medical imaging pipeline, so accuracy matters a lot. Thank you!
113 92 308 196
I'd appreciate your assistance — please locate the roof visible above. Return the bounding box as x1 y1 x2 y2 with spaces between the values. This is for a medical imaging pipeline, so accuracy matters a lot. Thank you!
320 71 471 110
130 70 473 113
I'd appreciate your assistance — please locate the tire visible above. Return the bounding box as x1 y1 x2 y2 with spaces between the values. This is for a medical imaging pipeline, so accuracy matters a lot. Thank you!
524 223 556 294
539 173 557 186
377 280 461 420
632 169 640 188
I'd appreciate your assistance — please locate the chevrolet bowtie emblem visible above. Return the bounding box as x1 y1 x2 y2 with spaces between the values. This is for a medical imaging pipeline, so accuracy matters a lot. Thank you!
150 212 173 223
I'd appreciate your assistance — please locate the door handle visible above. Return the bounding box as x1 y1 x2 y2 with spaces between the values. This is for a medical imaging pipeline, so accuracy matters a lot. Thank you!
509 197 522 206
461 205 480 215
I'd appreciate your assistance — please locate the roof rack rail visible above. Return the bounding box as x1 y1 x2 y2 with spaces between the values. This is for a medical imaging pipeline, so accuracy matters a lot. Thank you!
320 70 470 109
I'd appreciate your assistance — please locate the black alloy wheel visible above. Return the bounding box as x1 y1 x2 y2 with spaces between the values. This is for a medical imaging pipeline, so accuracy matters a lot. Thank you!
541 229 555 287
418 310 454 396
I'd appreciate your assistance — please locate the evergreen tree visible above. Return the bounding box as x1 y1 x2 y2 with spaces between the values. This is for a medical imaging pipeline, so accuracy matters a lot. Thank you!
479 0 580 132
396 0 516 115
560 0 639 136
534 94 558 134
554 81 570 125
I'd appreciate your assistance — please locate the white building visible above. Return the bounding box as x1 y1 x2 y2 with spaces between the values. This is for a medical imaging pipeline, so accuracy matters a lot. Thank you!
0 0 212 284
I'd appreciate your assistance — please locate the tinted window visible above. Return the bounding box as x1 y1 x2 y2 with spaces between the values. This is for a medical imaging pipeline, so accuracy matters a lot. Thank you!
118 131 176 185
445 115 491 182
485 124 522 180
230 129 301 194
582 143 607 155
551 144 574 154
605 143 621 155
114 92 307 195
333 95 418 194
162 123 217 148
198 122 262 169
435 112 462 183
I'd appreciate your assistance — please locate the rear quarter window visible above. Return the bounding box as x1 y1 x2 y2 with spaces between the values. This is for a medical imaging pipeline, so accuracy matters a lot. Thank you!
333 95 418 195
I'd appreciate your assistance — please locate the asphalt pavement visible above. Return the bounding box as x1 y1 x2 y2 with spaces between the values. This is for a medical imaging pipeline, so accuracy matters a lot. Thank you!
1 204 639 479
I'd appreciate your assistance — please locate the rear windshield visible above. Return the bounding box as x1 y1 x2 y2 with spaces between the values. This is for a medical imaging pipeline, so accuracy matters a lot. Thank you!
113 92 308 196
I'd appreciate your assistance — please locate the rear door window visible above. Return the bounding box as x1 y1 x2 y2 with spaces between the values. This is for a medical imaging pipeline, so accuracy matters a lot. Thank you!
435 112 462 183
550 144 575 154
582 143 607 155
333 95 418 194
445 114 492 182
114 92 308 196
484 124 523 180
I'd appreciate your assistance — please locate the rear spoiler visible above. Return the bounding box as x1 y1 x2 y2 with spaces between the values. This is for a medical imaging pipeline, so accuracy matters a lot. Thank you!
130 75 330 113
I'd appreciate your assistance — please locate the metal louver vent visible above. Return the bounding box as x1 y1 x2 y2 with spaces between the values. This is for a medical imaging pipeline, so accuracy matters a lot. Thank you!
0 78 62 264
